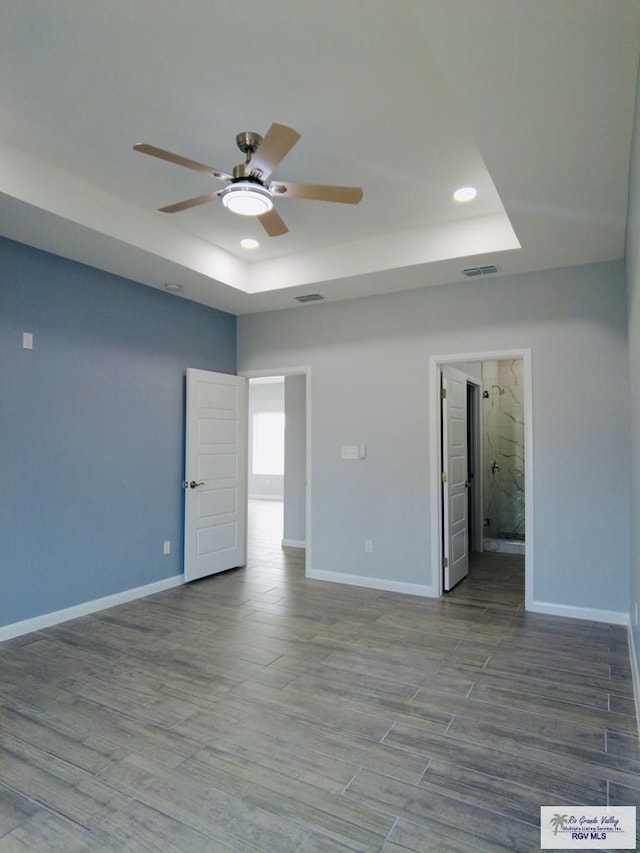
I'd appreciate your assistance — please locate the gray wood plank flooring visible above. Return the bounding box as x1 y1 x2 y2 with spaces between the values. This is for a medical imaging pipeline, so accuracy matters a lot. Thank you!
1 500 638 851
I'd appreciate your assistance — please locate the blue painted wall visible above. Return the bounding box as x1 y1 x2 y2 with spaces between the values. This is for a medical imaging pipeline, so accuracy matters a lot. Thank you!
0 237 236 627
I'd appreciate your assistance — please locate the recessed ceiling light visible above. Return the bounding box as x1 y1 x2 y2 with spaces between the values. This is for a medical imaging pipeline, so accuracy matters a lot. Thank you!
240 238 260 250
453 186 477 203
164 282 183 293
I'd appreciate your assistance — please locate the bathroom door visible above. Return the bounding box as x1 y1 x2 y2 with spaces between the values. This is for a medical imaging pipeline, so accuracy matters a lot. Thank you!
441 366 470 590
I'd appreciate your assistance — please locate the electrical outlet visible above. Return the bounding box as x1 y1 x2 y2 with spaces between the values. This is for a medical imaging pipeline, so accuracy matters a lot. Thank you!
364 539 373 553
163 540 171 555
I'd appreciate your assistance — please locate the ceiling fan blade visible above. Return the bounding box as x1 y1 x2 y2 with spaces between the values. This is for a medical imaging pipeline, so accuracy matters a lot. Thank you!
270 181 363 204
258 207 289 237
249 123 301 180
133 143 231 180
159 191 221 213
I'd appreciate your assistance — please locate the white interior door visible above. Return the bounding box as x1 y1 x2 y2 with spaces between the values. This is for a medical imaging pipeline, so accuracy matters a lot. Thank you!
184 369 248 582
442 366 470 590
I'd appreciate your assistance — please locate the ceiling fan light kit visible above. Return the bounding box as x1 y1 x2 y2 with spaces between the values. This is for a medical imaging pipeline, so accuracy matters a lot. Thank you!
220 181 273 216
133 122 363 237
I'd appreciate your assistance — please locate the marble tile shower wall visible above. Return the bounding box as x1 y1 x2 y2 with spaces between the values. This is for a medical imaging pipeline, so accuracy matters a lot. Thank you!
482 359 525 540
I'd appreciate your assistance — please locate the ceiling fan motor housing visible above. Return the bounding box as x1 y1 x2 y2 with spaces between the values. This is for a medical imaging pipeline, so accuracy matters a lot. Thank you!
232 163 265 182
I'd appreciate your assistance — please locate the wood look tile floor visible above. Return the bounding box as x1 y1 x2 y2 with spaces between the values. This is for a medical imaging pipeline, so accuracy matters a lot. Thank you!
1 500 639 852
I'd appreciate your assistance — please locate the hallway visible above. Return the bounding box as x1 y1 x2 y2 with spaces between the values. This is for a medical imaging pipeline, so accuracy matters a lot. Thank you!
246 499 304 577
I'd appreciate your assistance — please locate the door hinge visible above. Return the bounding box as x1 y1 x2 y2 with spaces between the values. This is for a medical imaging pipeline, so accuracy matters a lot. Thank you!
440 388 447 399
441 471 447 483
442 557 448 569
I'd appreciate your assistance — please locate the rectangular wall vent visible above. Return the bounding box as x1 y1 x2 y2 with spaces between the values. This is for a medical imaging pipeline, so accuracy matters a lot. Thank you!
462 265 499 277
295 293 324 303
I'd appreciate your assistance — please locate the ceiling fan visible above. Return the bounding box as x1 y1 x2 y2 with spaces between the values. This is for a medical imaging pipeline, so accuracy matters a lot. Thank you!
133 122 363 237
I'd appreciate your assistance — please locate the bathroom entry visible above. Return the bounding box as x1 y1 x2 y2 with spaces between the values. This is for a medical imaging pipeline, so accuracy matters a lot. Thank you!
432 350 531 602
439 356 526 592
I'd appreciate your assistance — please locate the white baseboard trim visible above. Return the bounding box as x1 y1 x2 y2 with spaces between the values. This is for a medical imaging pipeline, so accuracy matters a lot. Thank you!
529 599 628 626
0 575 185 643
282 538 306 549
307 569 436 598
628 625 640 741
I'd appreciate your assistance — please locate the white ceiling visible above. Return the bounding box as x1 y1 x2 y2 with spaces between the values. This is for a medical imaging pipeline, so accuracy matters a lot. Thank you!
1 1 639 315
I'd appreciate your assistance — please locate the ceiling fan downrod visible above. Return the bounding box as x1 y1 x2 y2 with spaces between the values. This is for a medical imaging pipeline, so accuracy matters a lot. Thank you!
235 131 262 162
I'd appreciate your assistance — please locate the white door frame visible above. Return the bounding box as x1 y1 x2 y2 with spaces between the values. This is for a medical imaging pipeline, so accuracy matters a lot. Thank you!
428 349 533 609
239 366 312 577
466 378 484 555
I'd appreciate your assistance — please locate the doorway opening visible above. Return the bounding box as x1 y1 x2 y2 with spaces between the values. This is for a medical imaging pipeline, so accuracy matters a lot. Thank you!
247 375 287 560
242 367 311 576
429 350 533 609
248 375 285 533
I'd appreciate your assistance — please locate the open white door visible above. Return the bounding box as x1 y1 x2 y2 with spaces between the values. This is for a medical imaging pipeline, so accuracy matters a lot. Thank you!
442 366 470 591
184 369 248 582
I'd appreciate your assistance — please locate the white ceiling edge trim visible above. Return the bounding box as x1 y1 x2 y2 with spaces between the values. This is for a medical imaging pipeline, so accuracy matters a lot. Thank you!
246 212 521 294
0 142 521 299
0 142 247 290
0 193 264 316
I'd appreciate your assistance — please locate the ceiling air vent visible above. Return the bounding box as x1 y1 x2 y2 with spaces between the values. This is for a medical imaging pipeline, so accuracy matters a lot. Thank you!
295 293 324 303
462 265 499 277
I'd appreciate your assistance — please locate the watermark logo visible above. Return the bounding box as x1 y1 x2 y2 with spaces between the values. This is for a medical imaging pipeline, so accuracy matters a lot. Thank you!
549 813 569 835
540 806 636 849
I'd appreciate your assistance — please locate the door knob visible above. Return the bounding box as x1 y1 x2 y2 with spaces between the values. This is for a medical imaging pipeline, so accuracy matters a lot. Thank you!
189 480 205 488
